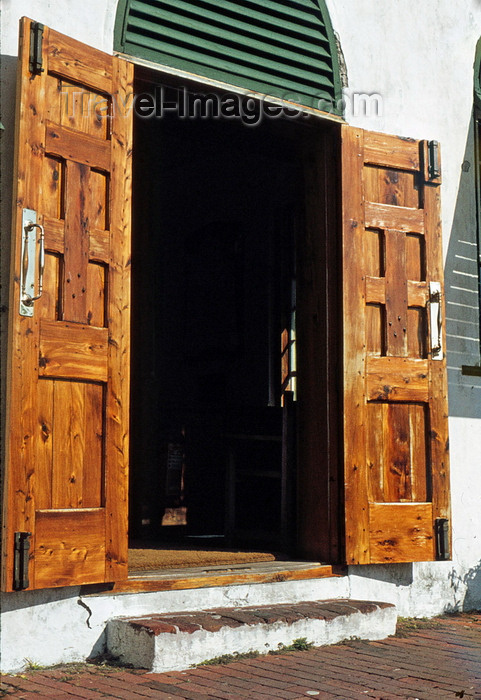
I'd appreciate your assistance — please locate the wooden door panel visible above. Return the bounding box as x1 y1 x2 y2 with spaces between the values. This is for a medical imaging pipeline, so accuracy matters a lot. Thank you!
365 402 429 503
342 126 450 565
369 503 434 564
365 357 429 401
2 18 132 591
34 510 106 589
39 321 108 381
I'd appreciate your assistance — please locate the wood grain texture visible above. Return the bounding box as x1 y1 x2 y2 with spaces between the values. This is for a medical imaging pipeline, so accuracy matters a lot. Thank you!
365 202 424 232
365 303 385 355
108 565 337 594
407 306 427 358
89 229 110 264
342 127 450 564
366 402 385 502
364 166 419 209
34 509 106 588
48 28 112 93
38 252 60 320
406 233 425 281
52 381 87 509
39 320 108 381
43 156 63 219
44 216 65 254
2 17 46 590
369 503 434 563
366 401 428 504
423 143 451 541
63 160 90 322
86 262 106 327
45 122 111 171
59 81 109 139
363 132 420 171
409 403 428 502
341 124 369 564
365 278 428 307
385 229 408 356
366 356 429 401
35 379 55 511
384 404 412 501
103 55 133 582
51 381 103 509
2 19 130 590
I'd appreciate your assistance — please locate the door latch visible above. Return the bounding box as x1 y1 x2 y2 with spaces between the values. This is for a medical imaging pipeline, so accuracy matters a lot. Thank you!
19 209 45 317
428 140 441 180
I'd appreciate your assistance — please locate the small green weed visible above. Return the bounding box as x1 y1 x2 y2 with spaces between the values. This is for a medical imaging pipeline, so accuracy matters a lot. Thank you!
395 616 442 637
197 650 260 666
197 637 314 666
270 637 314 654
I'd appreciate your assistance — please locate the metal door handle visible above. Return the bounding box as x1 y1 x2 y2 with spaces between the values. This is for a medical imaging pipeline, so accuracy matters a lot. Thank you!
20 210 45 317
429 281 443 360
21 222 45 306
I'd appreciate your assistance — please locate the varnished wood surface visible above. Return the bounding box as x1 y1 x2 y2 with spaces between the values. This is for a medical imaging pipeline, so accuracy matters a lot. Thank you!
364 202 424 232
39 320 108 381
2 18 132 591
48 27 113 93
45 122 111 171
369 503 434 563
341 125 369 564
365 357 429 401
104 55 133 582
35 509 106 588
342 127 450 565
104 561 338 595
363 132 420 171
2 17 45 590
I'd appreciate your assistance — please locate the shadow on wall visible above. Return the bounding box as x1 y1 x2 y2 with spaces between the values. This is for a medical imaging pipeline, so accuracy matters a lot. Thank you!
447 560 481 611
348 563 414 587
444 117 481 418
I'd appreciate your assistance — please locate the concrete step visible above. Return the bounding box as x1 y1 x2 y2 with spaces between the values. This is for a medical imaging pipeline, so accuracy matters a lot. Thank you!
107 599 397 673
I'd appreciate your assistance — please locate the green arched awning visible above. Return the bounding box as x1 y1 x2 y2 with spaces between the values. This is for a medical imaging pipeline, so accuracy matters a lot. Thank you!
114 0 342 114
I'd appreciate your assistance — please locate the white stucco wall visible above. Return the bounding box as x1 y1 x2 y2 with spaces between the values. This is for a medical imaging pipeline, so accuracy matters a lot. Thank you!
1 0 481 674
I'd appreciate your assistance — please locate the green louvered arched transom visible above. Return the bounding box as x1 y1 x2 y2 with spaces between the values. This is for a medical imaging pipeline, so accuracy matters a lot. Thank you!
114 0 342 114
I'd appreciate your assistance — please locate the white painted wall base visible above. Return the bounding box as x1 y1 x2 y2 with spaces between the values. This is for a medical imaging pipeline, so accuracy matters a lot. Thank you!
0 560 475 674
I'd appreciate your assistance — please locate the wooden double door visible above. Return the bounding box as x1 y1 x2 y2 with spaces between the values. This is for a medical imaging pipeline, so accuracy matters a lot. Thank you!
1 18 450 591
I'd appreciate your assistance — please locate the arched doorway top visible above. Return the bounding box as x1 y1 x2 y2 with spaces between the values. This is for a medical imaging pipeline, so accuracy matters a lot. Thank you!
114 0 342 114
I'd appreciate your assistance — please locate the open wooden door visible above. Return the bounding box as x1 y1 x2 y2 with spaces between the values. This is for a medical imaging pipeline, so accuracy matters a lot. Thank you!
342 126 450 564
1 18 132 590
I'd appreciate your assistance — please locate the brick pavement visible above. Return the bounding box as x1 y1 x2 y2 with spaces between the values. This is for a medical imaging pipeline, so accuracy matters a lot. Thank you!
1 613 480 699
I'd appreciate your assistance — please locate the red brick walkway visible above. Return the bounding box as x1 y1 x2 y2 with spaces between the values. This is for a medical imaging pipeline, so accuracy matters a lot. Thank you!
1 613 480 699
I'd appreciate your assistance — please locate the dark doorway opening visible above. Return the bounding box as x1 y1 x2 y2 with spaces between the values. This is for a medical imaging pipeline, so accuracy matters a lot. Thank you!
129 71 307 569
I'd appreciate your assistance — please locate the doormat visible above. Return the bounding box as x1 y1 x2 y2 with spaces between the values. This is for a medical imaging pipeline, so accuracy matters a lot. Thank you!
128 543 277 572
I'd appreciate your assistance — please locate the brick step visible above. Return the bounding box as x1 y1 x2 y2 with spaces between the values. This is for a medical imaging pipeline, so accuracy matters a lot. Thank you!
107 599 397 673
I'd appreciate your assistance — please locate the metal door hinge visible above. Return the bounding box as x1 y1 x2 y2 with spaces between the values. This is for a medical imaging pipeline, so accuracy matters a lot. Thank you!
427 140 441 180
14 532 32 590
29 22 44 75
435 518 450 561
